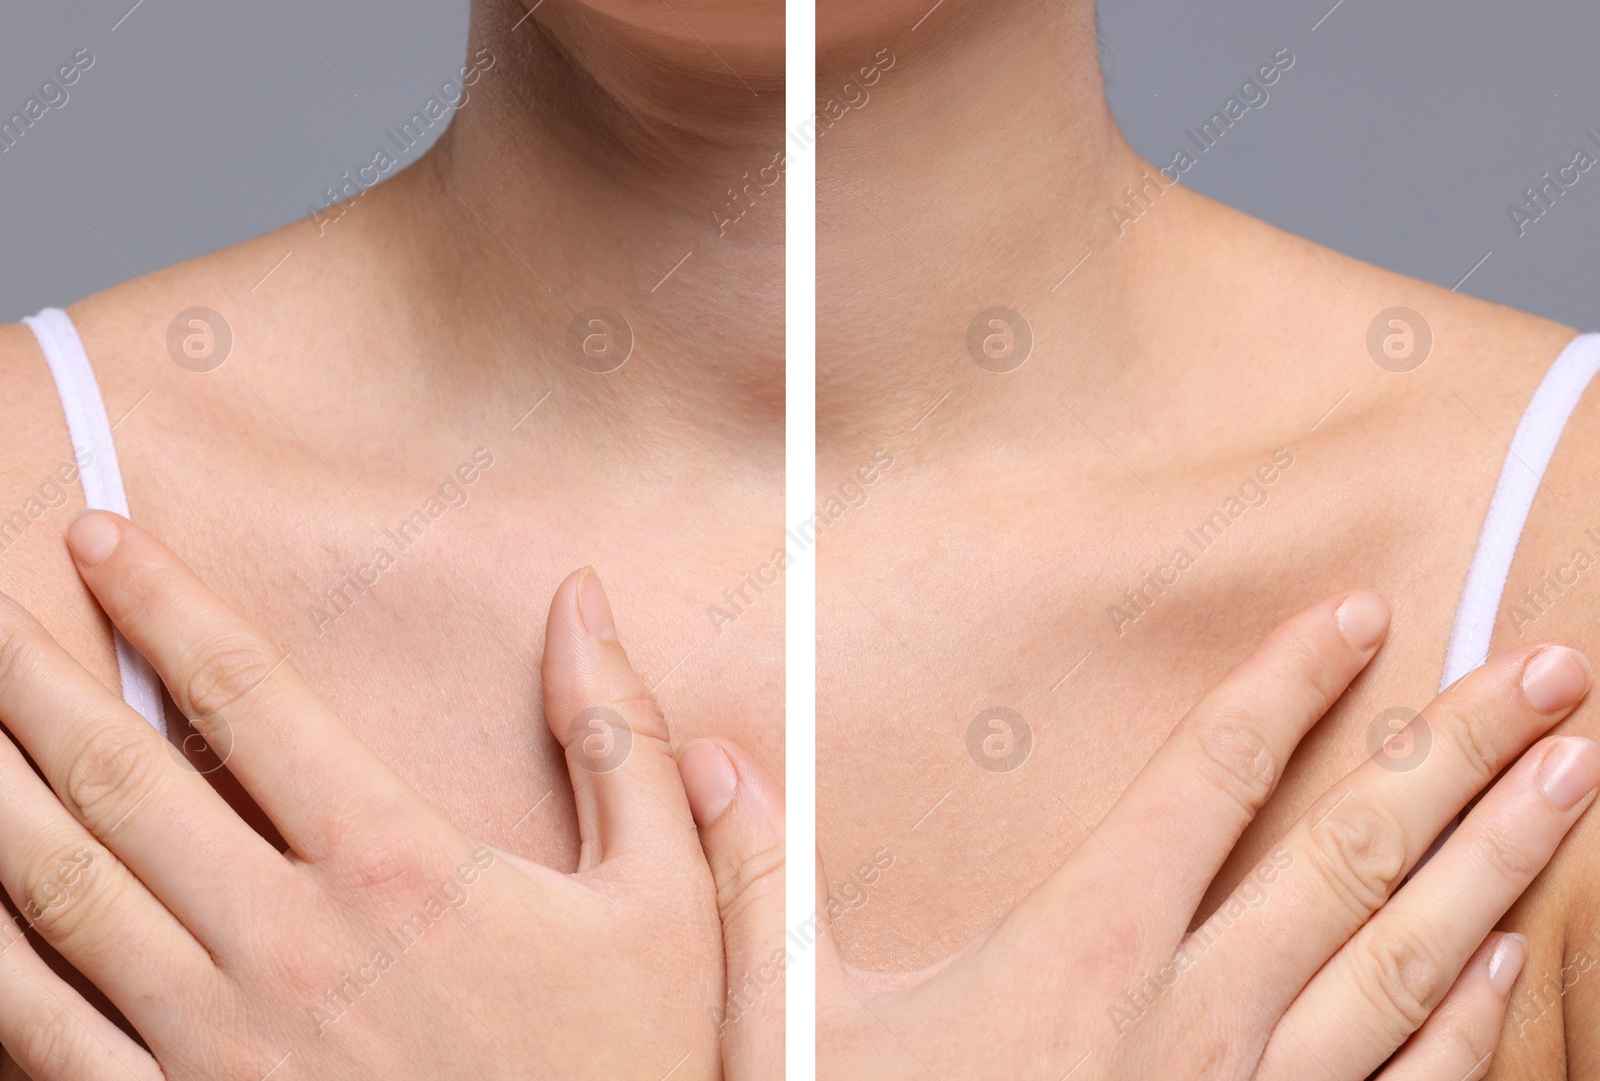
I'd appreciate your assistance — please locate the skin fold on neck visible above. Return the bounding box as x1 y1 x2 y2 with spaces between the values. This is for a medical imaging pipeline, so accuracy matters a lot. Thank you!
331 0 787 483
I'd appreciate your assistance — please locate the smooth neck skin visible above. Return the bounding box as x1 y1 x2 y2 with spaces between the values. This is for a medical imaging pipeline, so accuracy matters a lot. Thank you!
368 0 785 479
817 0 1301 466
820 0 1133 444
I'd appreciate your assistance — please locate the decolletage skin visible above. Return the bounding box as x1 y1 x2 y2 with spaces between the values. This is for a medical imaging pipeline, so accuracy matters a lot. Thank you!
0 2 783 1071
814 3 1600 1076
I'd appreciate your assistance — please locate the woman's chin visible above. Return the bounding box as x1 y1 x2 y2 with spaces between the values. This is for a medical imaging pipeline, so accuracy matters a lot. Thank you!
537 0 784 72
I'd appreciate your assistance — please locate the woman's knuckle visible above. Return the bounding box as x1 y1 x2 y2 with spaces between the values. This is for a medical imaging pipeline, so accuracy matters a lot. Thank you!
715 839 784 924
1276 627 1347 702
12 995 87 1077
65 725 165 830
1191 708 1278 810
1352 923 1447 1032
1434 1008 1498 1075
1436 702 1499 787
183 633 276 720
335 824 436 902
1060 907 1144 989
1467 816 1540 883
0 621 46 693
20 843 108 947
1305 797 1409 911
598 690 672 746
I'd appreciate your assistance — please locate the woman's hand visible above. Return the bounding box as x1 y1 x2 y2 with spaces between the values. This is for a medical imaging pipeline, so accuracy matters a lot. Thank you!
677 737 787 1081
818 591 1597 1079
0 510 780 1080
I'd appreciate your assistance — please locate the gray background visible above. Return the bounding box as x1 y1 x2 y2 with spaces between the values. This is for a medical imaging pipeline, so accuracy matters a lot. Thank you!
2 1 1598 327
1100 0 1600 329
0 0 470 322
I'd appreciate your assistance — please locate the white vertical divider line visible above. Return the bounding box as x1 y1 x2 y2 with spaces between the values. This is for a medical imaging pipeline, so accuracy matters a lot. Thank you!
785 0 817 1075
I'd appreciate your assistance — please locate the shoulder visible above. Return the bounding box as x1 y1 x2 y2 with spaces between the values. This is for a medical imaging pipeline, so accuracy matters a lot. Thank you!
0 198 343 685
1453 300 1600 1073
1509 349 1600 1073
0 319 121 686
36 150 414 411
1282 208 1600 1079
1209 186 1577 404
1142 184 1579 468
1492 323 1600 726
1179 191 1600 1075
0 319 85 529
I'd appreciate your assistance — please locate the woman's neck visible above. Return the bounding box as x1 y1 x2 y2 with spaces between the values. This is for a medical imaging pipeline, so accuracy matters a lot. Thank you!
816 0 1207 456
372 0 786 477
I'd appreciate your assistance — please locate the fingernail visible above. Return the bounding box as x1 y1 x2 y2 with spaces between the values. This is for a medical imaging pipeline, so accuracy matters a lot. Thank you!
1538 737 1600 810
577 569 617 642
678 742 737 827
1522 647 1592 714
1488 933 1528 995
1335 591 1390 650
67 511 122 566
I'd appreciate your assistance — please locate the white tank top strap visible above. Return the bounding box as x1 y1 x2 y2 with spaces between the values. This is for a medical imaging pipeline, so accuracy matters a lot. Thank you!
1440 332 1600 691
1410 331 1600 870
21 307 166 734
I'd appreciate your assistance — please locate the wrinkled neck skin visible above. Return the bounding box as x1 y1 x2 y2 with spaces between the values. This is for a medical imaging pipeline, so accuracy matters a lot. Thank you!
379 0 786 477
816 0 1203 458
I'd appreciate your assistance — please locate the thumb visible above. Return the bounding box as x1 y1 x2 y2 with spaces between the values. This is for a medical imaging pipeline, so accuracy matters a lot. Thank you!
541 568 698 872
677 739 785 1080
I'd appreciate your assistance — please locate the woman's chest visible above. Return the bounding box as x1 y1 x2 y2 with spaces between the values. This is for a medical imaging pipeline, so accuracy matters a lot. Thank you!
816 450 1497 971
123 460 785 871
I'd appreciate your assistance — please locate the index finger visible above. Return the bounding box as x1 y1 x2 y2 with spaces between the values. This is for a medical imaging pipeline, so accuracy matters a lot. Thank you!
65 511 436 864
1019 591 1388 945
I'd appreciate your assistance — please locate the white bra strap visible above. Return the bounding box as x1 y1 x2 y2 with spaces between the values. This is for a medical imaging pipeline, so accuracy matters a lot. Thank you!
1441 332 1600 691
22 308 166 734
